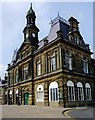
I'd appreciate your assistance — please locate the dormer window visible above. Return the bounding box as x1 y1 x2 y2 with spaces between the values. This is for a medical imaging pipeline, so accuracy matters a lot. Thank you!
75 36 79 44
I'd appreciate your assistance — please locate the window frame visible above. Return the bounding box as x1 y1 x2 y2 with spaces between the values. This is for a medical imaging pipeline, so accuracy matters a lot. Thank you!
64 52 72 70
23 64 28 80
49 82 59 102
50 53 56 71
36 85 44 102
85 83 92 101
77 82 84 101
67 81 75 101
82 58 88 74
37 59 41 76
15 69 18 83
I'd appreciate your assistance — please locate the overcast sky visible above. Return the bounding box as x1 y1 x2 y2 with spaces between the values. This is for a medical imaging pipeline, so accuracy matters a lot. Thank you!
0 2 93 79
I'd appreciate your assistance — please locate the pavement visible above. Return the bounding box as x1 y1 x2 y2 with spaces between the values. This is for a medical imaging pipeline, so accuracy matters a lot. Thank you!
0 105 95 119
0 105 2 120
1 105 66 118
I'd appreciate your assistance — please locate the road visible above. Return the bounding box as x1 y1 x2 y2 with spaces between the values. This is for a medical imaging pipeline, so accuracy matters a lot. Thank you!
67 107 95 119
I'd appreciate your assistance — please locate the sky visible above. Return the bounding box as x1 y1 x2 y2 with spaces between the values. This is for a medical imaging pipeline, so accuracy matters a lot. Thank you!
0 2 93 79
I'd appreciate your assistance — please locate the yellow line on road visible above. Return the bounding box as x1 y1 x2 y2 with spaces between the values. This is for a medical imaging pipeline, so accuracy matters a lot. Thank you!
64 110 71 118
64 109 76 120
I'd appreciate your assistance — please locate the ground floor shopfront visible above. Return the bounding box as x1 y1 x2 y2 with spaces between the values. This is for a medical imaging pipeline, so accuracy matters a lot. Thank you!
6 73 94 107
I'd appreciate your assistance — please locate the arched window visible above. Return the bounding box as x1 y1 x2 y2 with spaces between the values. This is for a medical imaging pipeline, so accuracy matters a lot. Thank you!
37 85 44 102
74 36 79 44
64 52 72 70
77 82 84 101
49 82 58 102
67 81 75 101
85 83 92 101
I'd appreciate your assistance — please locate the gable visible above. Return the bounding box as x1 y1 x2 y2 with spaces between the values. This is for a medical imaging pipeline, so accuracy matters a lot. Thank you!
18 42 31 53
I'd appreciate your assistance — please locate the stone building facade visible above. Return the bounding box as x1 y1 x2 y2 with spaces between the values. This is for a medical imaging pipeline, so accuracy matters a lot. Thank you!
0 76 7 105
6 4 95 107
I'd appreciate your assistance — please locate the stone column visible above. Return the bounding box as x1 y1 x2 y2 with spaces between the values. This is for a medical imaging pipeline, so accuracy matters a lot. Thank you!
14 89 16 104
18 86 22 105
57 46 60 69
44 81 49 106
28 84 32 105
63 77 68 108
32 82 35 105
59 45 62 69
58 79 64 106
74 80 78 107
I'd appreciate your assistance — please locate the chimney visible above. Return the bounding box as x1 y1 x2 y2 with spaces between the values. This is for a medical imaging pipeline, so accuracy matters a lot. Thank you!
68 16 79 32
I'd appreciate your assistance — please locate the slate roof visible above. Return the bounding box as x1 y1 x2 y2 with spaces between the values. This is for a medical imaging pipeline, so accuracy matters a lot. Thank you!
10 49 18 65
47 15 69 42
37 15 87 50
9 15 91 66
37 15 70 50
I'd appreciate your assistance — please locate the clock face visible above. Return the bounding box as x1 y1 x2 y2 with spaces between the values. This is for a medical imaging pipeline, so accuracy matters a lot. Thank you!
32 33 35 37
26 33 28 38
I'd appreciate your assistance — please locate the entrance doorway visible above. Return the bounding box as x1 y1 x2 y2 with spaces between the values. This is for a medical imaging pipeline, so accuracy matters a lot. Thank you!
24 93 29 105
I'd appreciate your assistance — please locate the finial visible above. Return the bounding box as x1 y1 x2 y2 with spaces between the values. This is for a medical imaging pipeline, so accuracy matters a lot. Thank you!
49 18 52 25
30 3 32 8
58 12 59 17
50 18 52 22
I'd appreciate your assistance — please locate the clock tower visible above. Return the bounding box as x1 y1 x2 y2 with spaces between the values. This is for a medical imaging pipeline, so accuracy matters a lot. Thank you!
23 3 39 47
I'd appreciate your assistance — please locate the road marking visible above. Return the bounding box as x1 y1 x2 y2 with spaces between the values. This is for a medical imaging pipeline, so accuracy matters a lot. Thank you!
63 109 75 120
64 110 71 118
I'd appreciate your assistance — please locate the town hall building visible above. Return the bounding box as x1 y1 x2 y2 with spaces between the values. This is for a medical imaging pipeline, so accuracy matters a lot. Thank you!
6 3 95 107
